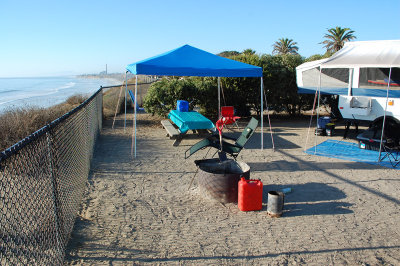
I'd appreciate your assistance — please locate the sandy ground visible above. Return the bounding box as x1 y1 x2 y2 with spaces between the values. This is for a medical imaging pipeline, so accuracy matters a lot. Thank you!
64 112 400 265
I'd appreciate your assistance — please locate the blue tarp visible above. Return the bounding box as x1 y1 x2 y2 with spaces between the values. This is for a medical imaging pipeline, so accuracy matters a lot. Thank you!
126 44 262 77
305 139 399 169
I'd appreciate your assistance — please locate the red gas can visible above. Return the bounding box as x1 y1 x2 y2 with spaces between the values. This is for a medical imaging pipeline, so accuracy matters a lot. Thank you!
238 177 263 211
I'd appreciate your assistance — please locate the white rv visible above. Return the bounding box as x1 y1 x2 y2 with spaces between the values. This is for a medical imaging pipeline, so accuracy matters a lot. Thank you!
296 40 400 128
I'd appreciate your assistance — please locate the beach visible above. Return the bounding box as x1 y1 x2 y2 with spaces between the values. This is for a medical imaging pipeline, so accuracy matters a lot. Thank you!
65 112 400 265
0 76 122 113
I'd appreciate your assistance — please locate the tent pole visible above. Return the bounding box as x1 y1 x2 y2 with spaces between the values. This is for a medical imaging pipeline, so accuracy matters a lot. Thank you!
315 67 322 154
260 77 264 150
133 75 138 158
112 78 125 129
218 77 221 118
304 90 318 152
262 77 275 151
124 72 128 132
378 67 392 162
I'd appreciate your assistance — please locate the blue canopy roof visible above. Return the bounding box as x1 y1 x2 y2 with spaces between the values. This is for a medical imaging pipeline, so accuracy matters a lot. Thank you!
126 44 262 77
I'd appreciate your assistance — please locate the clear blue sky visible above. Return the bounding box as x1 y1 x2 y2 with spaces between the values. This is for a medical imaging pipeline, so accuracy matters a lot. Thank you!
1 0 399 77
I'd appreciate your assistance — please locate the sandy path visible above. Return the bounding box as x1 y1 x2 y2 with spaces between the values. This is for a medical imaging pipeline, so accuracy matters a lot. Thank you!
65 113 400 265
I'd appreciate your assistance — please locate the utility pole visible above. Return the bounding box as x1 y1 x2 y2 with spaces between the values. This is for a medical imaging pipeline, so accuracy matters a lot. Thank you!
106 64 108 75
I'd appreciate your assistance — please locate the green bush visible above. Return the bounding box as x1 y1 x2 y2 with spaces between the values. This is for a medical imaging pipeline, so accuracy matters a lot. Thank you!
261 54 314 115
143 78 199 117
141 52 327 118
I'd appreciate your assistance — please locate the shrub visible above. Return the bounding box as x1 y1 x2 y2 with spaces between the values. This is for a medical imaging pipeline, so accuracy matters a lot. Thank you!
143 78 198 117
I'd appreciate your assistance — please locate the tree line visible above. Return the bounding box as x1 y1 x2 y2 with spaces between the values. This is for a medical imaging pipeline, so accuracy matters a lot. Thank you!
143 27 356 118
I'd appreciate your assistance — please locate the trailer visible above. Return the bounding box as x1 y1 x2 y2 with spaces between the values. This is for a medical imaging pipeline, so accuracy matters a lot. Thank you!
296 40 400 128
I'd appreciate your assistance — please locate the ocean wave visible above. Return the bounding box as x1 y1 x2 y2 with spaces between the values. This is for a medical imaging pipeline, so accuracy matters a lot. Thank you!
58 82 75 91
0 89 20 95
0 77 117 112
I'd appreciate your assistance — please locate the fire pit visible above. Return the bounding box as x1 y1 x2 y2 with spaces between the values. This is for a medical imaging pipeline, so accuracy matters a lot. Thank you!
195 158 250 203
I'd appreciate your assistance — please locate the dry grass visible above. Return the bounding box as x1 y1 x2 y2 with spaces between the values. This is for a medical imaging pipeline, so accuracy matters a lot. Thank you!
0 80 152 152
103 86 124 118
0 95 88 152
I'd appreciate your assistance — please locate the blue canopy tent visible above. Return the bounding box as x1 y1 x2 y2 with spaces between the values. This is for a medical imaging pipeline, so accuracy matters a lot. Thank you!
123 44 273 157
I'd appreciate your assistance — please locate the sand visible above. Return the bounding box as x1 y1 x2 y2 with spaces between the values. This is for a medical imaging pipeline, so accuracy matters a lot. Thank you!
64 112 400 265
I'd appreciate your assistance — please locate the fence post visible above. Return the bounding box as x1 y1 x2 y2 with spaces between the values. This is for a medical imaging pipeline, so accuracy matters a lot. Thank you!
46 128 64 252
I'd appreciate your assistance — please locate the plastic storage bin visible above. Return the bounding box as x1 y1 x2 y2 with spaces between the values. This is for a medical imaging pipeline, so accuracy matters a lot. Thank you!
317 117 331 129
177 100 189 112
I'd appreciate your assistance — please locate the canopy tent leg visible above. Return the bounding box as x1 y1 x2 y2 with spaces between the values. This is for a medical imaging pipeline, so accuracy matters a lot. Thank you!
132 75 138 158
262 77 275 151
378 67 392 161
124 72 128 132
304 90 318 152
314 67 322 154
260 77 263 150
218 77 221 118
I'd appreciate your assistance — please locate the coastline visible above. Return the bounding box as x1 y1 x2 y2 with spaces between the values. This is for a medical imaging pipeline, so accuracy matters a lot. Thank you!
0 76 121 113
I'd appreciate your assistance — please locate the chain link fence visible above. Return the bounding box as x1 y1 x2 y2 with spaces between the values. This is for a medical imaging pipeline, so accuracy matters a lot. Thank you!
0 88 103 265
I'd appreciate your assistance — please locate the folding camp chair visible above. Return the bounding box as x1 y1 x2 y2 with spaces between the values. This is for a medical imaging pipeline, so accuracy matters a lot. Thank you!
185 117 259 159
128 90 145 112
380 139 400 168
220 106 240 130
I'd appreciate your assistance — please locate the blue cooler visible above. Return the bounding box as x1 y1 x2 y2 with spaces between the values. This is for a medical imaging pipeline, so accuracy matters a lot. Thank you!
177 100 189 112
317 117 331 129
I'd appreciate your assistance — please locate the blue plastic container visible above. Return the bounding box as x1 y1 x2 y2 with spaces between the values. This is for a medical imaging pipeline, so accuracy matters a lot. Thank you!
177 100 189 112
317 117 331 129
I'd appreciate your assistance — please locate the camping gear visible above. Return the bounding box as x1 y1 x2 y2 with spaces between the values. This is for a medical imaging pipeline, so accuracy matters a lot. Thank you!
128 90 145 112
220 106 240 129
325 123 335 136
195 159 250 203
317 117 331 129
296 40 400 159
305 139 400 169
315 128 325 136
177 100 189 112
185 117 259 159
167 110 215 134
238 177 263 211
122 44 274 158
267 191 284 217
215 106 240 153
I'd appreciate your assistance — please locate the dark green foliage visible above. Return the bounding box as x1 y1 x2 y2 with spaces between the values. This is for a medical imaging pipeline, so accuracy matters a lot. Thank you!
261 54 314 115
143 78 198 117
221 53 262 116
217 51 240 58
143 52 326 118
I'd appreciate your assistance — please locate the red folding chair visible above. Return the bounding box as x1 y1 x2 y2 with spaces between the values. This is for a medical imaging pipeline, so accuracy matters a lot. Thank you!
220 106 240 130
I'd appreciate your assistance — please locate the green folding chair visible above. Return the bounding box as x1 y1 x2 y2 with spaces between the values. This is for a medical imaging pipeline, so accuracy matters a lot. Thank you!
185 117 259 159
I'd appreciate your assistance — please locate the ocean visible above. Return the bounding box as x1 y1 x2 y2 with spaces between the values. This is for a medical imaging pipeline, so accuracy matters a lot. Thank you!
0 76 122 113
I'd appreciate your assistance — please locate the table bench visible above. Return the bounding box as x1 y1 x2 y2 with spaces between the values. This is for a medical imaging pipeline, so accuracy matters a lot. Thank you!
161 120 180 138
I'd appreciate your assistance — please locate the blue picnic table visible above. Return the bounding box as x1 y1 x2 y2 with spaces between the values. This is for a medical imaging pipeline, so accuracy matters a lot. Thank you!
168 110 215 134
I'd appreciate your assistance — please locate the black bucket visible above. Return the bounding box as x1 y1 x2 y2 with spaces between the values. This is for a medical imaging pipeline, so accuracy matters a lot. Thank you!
195 159 250 203
267 191 284 217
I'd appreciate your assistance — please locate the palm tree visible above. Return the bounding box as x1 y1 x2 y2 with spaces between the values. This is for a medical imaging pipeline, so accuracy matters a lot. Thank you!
272 38 299 55
242 49 256 55
321 26 356 53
